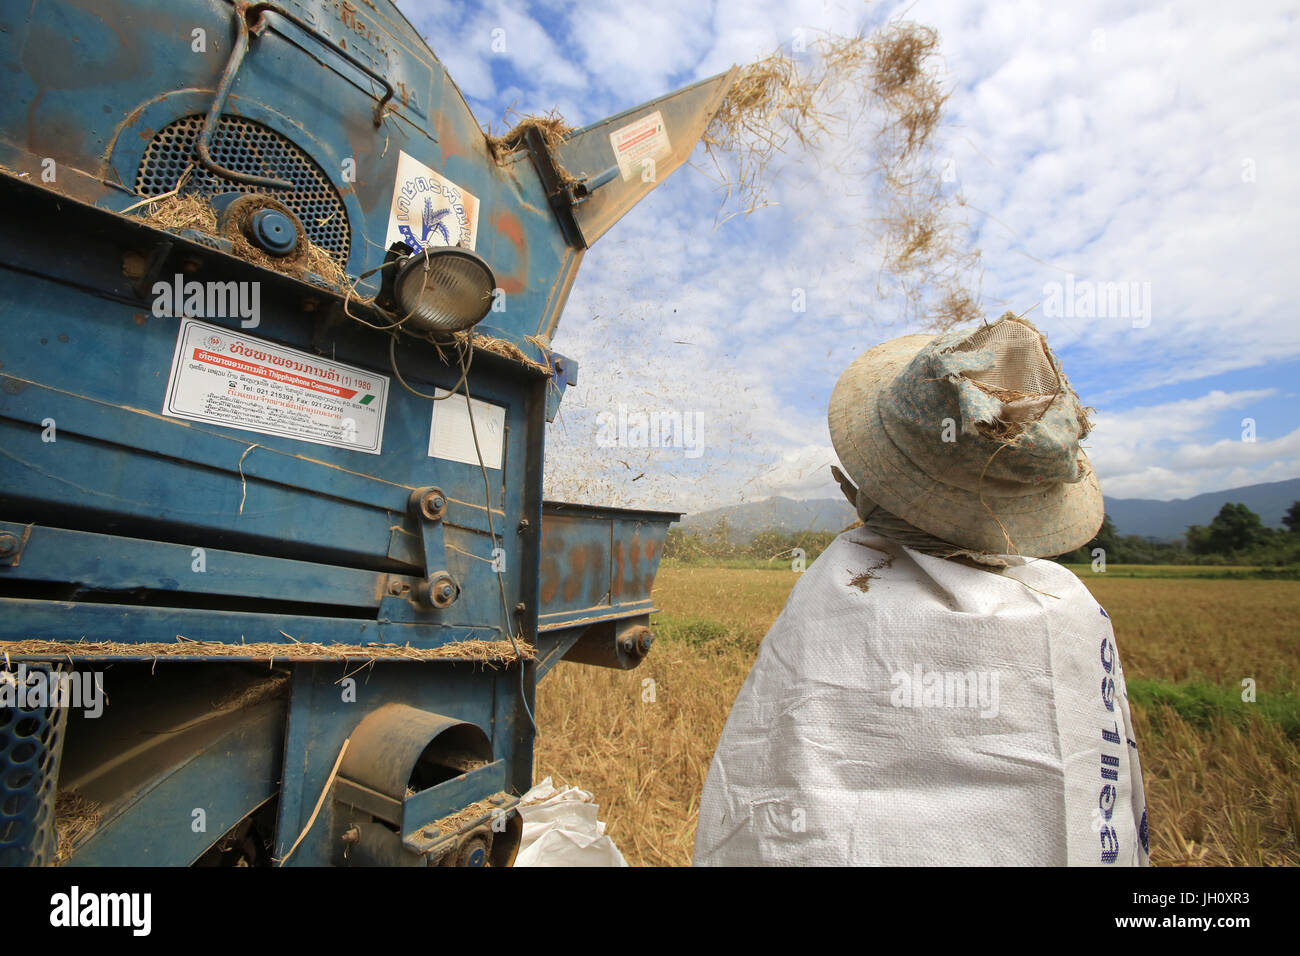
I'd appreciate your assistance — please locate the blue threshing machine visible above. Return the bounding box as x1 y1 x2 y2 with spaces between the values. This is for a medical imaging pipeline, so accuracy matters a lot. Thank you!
0 0 735 866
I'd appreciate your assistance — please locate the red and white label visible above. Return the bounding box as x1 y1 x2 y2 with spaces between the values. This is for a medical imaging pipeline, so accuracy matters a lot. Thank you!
162 319 389 454
609 110 671 182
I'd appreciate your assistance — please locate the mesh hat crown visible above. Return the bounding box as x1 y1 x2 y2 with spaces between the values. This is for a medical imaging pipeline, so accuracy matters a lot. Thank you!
828 314 1103 557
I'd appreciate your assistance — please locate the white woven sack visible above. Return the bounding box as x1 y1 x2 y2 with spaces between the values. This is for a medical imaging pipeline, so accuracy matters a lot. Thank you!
694 527 1149 867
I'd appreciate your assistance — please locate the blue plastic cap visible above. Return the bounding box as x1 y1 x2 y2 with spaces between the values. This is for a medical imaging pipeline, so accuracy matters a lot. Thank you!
249 208 298 255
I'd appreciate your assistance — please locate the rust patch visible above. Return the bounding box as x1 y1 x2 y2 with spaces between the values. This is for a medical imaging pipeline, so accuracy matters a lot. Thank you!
563 542 588 604
489 210 528 295
434 110 467 162
539 547 560 606
611 538 624 599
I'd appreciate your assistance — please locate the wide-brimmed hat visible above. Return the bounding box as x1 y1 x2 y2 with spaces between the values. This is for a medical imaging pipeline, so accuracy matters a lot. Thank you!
828 314 1103 557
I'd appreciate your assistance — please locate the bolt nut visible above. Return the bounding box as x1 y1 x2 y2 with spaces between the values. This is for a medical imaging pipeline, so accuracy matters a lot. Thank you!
0 533 18 557
620 626 654 658
409 486 447 521
420 572 458 609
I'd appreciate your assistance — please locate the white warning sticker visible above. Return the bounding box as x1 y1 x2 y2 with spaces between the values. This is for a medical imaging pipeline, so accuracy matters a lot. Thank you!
610 110 672 182
162 319 389 455
428 388 506 470
385 150 480 253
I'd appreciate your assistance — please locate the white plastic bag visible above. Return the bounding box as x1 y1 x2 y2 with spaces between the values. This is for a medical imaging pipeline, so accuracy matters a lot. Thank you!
512 777 627 867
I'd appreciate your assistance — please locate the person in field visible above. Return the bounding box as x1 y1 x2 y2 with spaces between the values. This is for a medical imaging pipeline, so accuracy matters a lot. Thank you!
693 313 1149 866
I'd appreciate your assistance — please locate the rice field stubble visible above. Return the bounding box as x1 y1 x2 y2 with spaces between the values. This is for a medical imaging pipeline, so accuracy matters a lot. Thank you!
533 566 1300 867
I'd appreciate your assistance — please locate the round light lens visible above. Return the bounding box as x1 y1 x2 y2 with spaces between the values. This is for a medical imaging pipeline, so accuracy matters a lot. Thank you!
393 247 495 334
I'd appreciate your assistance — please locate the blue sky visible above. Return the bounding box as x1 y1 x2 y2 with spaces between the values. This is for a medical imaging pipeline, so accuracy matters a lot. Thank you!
397 0 1300 512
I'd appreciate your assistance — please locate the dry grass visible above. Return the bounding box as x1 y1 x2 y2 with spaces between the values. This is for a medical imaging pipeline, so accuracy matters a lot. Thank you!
486 110 573 163
534 567 1300 866
696 20 982 330
2 638 534 664
133 193 350 293
54 790 101 865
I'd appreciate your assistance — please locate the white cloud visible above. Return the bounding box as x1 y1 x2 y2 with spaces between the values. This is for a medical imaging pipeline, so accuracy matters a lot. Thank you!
399 0 1300 511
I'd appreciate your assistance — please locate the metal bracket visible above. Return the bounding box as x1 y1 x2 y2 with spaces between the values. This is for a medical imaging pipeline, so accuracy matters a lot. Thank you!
522 126 586 250
406 487 459 610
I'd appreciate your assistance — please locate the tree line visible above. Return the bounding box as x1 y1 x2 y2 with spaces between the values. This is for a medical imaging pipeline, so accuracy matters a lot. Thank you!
667 502 1300 567
1056 501 1300 565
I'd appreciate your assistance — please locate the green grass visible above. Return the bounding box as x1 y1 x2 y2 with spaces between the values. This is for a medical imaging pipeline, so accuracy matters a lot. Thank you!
1063 563 1300 579
655 616 737 648
1128 678 1300 739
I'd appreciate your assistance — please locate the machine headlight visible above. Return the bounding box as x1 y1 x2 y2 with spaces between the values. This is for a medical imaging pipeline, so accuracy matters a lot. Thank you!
390 245 496 334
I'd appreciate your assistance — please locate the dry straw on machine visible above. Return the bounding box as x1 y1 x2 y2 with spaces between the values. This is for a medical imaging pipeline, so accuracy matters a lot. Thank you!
1 638 536 664
132 192 350 293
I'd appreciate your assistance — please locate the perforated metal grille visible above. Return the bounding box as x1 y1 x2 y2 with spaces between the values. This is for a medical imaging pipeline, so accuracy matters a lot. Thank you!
136 114 350 261
0 666 68 866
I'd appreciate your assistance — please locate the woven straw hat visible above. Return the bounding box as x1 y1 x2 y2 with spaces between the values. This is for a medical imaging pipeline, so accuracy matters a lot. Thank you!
828 314 1103 557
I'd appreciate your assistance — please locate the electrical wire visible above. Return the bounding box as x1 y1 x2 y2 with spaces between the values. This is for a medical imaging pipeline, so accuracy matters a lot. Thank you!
458 355 538 737
389 333 472 402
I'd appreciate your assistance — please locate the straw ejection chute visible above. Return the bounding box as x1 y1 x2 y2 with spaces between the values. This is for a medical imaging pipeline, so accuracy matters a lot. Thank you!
0 0 734 866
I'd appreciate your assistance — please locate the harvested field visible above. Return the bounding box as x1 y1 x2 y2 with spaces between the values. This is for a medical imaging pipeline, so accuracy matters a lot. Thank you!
534 566 1300 866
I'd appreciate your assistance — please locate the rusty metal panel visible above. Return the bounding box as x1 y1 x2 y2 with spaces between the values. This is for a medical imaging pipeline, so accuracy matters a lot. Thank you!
538 501 679 630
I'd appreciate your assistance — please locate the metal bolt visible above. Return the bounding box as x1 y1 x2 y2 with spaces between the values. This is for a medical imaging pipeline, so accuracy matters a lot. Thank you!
620 626 654 658
422 572 458 609
341 826 361 844
388 580 403 596
0 533 18 557
489 794 505 806
410 486 447 521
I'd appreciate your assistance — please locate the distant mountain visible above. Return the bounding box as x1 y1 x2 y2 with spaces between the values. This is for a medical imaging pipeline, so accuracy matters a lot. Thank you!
679 477 1300 544
679 496 856 542
1102 477 1300 541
